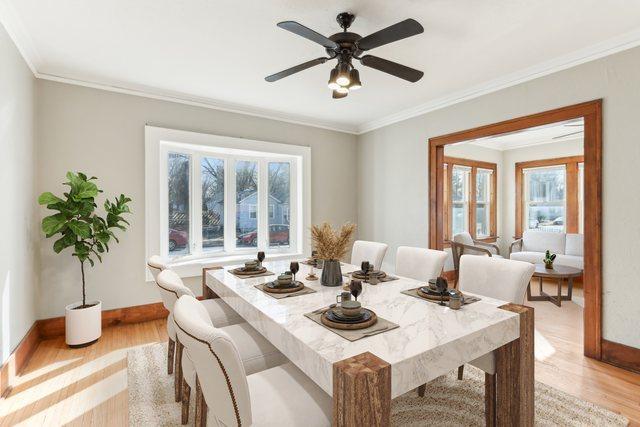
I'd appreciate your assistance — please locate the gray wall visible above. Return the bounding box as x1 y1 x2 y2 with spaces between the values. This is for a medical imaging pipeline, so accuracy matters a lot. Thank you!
357 46 640 349
36 80 358 319
0 23 37 362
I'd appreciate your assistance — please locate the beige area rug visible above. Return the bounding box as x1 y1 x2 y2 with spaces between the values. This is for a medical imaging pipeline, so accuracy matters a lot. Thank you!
128 343 628 426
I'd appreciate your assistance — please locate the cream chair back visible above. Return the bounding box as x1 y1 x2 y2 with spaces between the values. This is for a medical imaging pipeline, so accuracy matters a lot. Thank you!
156 269 196 312
174 295 252 427
351 240 388 270
147 255 167 282
452 232 474 246
458 255 534 304
395 246 447 282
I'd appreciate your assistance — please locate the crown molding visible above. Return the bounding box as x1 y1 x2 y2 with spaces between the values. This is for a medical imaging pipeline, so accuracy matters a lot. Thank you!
3 0 640 137
35 73 359 134
356 27 640 134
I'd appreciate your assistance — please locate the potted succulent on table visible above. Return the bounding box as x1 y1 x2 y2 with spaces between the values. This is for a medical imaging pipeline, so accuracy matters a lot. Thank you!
544 250 557 269
38 172 132 347
310 222 356 287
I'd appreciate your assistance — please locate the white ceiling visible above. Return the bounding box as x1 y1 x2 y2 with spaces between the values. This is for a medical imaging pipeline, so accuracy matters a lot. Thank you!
464 118 584 151
2 1 640 133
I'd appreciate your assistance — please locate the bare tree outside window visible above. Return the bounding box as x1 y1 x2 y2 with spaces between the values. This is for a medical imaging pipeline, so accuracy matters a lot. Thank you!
201 157 224 251
268 162 290 246
168 153 190 255
236 161 258 247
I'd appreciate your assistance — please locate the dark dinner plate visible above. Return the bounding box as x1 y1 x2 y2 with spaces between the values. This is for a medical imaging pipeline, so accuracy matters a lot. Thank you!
325 308 372 324
266 280 300 289
419 286 446 296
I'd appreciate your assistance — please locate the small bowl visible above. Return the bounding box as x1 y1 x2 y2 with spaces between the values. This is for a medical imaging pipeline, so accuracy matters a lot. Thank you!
340 300 362 317
245 260 259 270
427 279 437 291
277 274 293 286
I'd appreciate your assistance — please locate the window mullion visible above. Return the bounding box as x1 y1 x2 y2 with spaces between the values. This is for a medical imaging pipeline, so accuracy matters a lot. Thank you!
258 159 268 250
192 153 203 255
225 157 236 253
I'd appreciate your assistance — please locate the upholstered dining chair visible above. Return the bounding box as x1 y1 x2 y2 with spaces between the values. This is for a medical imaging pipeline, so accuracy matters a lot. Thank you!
451 255 534 419
395 246 448 282
174 295 332 427
351 240 389 271
449 232 502 287
174 295 287 425
153 267 244 401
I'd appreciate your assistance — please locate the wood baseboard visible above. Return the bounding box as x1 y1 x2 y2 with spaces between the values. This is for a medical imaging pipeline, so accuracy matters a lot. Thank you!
601 339 640 374
0 322 41 397
37 301 169 340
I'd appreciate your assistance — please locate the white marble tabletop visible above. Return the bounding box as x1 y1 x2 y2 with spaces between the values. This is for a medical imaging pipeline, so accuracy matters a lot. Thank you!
206 259 520 398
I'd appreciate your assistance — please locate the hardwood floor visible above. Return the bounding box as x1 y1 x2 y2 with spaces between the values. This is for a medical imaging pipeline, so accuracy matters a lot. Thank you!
1 291 639 426
530 280 640 426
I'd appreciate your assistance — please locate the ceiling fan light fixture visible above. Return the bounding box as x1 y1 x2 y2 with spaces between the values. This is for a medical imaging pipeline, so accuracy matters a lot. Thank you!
327 68 340 90
336 63 351 86
348 69 362 90
332 89 348 99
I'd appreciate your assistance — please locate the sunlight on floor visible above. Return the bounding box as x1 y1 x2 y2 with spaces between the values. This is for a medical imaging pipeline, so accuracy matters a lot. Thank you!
15 370 127 426
0 349 126 417
534 328 556 361
13 357 81 386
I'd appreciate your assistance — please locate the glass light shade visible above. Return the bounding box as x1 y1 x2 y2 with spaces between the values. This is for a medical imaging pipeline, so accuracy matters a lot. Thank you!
336 63 351 86
327 68 340 90
332 89 348 99
335 86 349 94
348 69 362 90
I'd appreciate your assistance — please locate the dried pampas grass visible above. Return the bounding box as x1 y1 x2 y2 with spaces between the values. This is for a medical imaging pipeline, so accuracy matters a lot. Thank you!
311 222 356 260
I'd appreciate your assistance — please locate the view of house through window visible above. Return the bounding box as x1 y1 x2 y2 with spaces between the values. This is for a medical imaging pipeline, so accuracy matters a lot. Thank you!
161 140 300 258
236 161 258 248
268 162 291 247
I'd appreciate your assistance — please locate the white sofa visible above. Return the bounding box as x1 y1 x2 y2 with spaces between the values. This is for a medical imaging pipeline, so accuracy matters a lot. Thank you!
509 230 583 270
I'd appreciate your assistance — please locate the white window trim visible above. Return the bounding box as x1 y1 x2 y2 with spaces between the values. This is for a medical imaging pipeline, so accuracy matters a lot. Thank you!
145 126 311 278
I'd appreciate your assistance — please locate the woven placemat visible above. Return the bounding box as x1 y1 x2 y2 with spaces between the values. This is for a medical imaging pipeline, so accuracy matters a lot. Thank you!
304 306 399 341
343 271 399 285
229 270 275 279
254 283 316 299
401 287 481 305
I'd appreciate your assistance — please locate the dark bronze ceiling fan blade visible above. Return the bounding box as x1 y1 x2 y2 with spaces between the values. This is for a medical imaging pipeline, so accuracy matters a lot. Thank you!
357 18 424 51
277 21 339 50
360 55 423 82
265 57 328 82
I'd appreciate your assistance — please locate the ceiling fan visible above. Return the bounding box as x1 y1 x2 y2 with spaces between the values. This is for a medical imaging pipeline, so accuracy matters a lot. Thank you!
265 12 424 99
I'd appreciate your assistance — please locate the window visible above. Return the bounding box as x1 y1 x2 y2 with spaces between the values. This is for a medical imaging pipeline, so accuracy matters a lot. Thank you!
523 166 565 233
515 155 584 237
451 166 470 236
475 168 493 238
443 157 497 241
146 126 310 265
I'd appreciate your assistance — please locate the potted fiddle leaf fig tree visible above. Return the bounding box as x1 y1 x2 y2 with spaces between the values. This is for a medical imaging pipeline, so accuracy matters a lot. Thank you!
39 172 132 347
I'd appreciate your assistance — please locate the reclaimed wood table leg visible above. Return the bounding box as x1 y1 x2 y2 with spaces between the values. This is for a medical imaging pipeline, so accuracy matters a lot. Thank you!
485 373 496 427
495 304 534 426
333 352 391 427
201 266 222 299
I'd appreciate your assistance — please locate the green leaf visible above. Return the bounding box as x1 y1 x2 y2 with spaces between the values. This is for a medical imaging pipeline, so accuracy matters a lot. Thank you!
38 192 64 205
42 213 67 235
53 232 76 253
68 220 91 238
76 180 99 199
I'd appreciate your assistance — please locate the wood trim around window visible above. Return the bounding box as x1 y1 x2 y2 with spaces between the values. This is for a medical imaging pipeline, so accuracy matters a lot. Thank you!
443 156 498 242
514 155 584 238
428 99 602 361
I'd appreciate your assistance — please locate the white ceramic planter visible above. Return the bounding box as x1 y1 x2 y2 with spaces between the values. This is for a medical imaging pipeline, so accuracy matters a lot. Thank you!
65 300 102 347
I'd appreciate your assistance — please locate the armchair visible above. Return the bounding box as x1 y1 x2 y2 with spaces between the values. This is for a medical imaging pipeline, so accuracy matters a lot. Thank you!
450 232 502 287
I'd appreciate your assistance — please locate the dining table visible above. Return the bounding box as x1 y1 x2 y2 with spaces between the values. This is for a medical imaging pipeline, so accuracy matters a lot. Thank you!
202 259 534 426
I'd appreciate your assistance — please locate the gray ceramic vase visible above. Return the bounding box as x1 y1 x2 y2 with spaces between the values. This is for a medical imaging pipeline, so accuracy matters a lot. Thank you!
321 259 342 287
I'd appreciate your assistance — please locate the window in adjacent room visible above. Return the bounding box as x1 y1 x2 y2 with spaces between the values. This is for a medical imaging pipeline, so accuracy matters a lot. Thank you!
443 157 497 241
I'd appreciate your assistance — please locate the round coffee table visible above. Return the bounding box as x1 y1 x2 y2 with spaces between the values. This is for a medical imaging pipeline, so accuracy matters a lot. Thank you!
527 263 583 307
